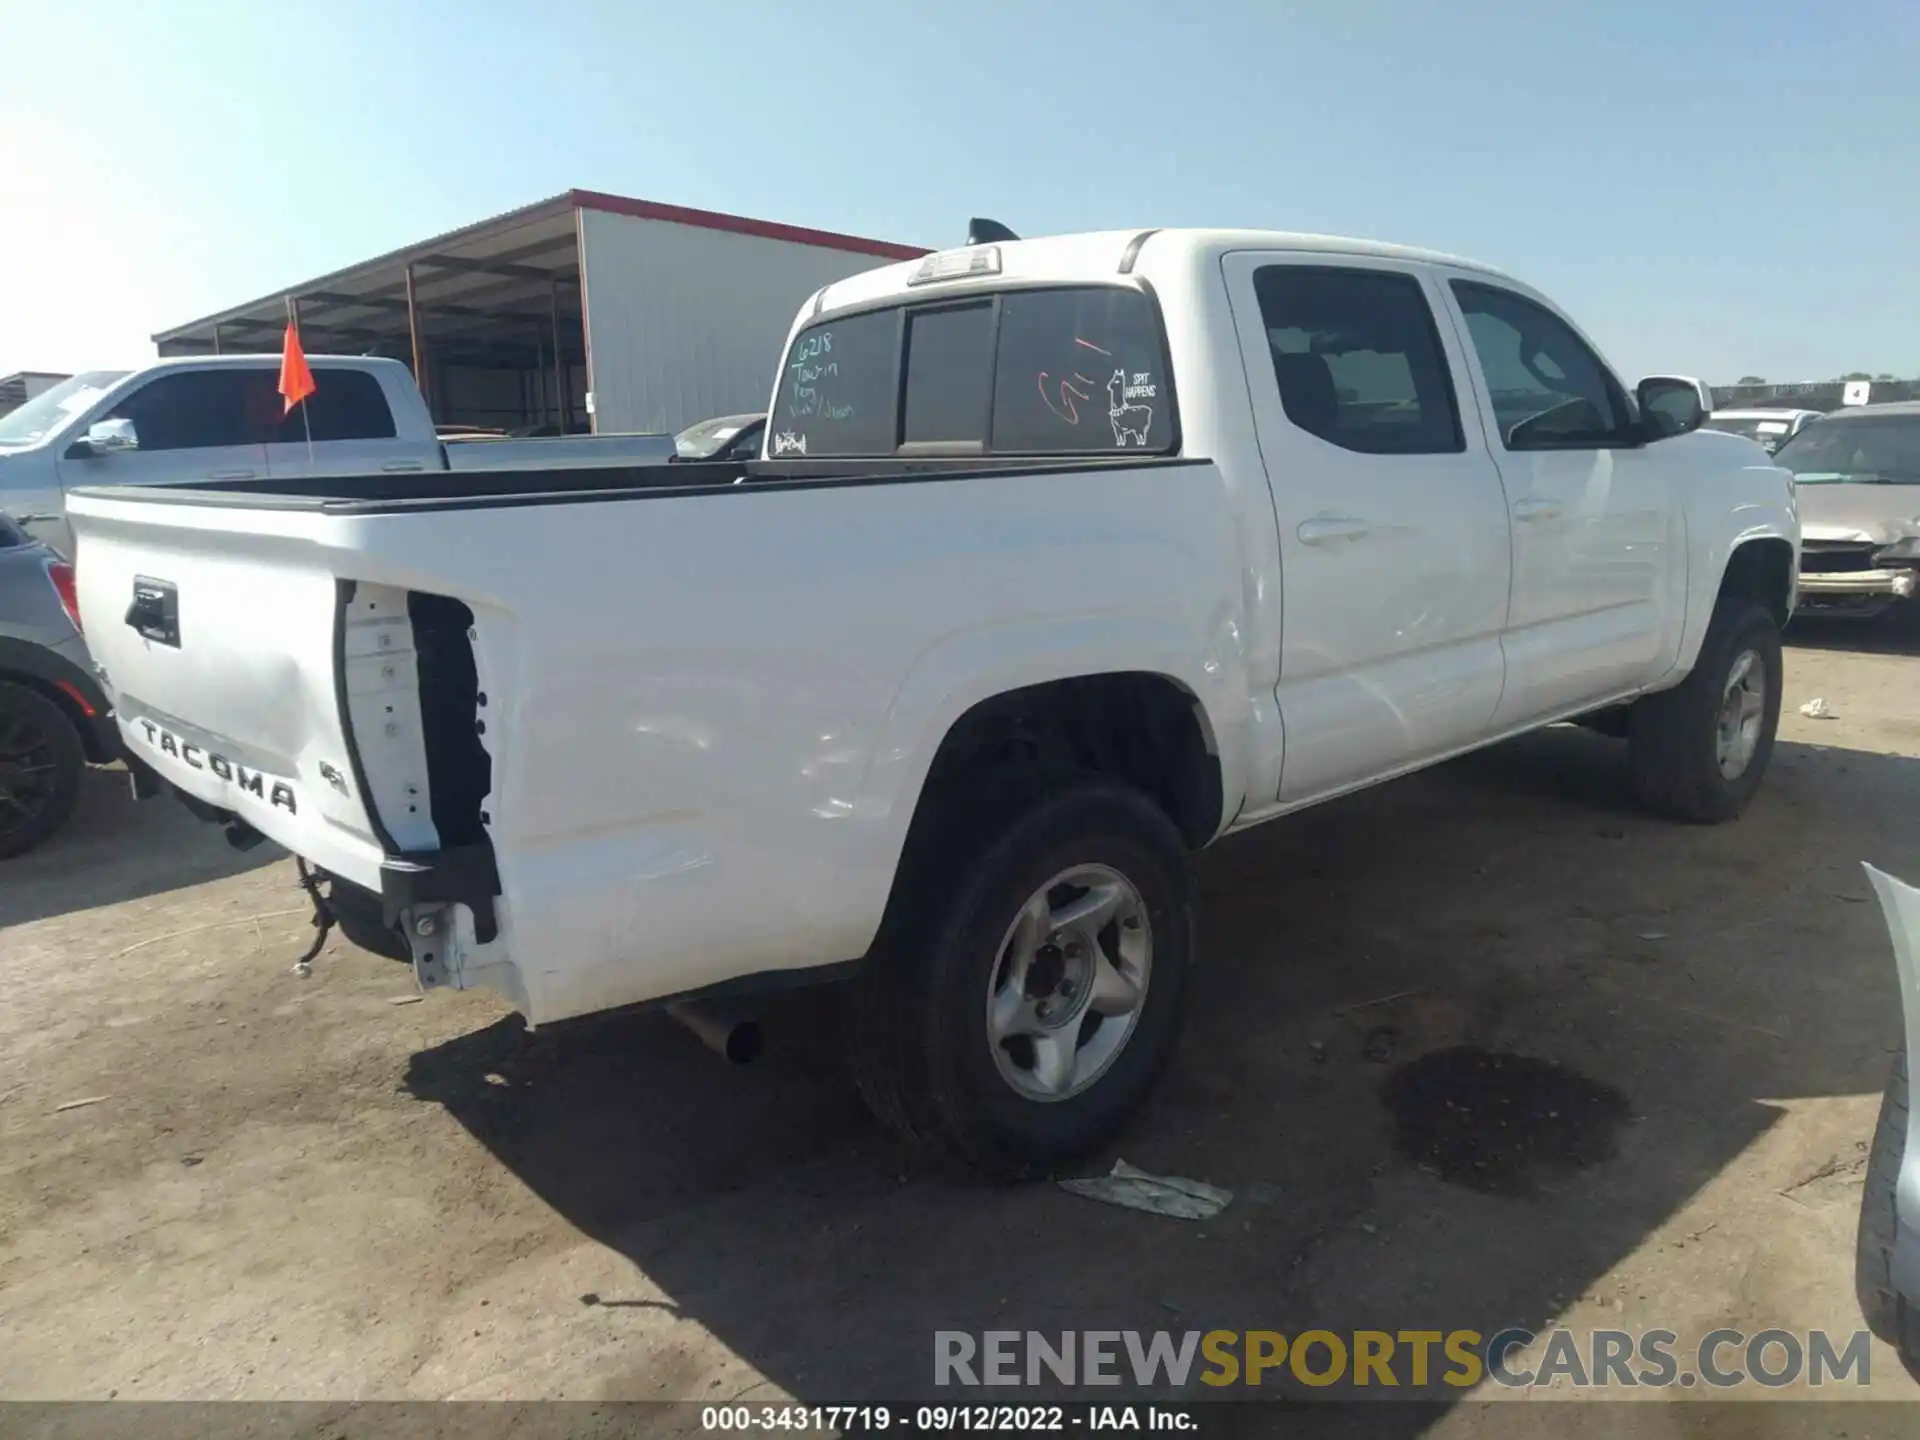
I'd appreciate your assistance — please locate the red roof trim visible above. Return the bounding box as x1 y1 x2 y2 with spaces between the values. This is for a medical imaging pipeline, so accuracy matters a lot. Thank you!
568 189 928 261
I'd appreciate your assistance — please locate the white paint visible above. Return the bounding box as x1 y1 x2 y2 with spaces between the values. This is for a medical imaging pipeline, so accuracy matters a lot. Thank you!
69 227 1800 1029
72 503 389 892
1220 248 1513 805
1425 261 1691 726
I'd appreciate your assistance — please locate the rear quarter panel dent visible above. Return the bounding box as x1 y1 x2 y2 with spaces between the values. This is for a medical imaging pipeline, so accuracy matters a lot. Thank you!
473 468 1250 1023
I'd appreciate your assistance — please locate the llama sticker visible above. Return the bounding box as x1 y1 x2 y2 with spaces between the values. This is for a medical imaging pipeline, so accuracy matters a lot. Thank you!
1108 369 1153 447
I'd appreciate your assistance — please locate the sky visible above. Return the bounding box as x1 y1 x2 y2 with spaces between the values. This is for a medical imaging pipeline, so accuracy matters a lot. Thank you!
1 0 1916 384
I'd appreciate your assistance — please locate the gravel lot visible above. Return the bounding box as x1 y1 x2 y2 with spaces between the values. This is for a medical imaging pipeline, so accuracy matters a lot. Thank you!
4 613 1919 1427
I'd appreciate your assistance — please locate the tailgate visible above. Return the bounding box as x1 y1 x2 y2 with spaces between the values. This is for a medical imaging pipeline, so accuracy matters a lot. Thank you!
69 495 436 892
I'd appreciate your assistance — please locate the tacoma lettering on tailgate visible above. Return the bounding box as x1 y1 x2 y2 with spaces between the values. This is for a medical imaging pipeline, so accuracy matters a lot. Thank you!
135 719 298 814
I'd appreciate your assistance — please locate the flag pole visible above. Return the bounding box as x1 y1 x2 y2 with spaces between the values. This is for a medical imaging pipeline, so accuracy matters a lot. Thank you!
286 296 315 465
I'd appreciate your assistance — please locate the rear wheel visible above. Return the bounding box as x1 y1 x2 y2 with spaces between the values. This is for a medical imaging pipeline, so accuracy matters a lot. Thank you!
0 680 86 859
1628 598 1781 823
848 777 1194 1177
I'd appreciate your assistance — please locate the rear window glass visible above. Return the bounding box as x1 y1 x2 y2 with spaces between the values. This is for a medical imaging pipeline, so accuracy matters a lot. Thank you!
991 289 1168 454
772 309 897 457
903 304 995 445
769 285 1172 458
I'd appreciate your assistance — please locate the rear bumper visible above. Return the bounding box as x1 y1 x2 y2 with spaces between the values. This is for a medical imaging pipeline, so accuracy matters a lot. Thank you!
115 702 501 946
379 844 502 944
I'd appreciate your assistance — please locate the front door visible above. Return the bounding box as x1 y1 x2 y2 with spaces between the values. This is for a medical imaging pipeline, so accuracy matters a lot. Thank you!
1223 253 1514 806
1437 275 1687 727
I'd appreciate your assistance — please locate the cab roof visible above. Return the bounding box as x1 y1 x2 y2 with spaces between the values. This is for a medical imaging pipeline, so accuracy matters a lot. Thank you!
808 227 1511 318
124 353 403 370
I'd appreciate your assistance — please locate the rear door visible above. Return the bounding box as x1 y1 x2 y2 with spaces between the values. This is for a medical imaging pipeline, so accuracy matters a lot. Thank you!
1222 253 1514 805
263 366 425 478
53 368 271 497
1437 274 1685 727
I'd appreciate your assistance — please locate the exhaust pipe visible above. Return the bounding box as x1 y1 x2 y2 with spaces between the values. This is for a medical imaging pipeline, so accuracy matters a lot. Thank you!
666 1000 764 1064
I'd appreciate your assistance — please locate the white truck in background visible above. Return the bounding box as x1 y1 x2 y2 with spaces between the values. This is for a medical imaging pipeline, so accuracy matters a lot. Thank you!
0 356 673 559
69 225 1799 1177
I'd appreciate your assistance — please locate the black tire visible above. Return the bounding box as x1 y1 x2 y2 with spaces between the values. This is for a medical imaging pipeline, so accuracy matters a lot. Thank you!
847 776 1194 1177
1856 1048 1920 1378
1628 598 1782 823
0 679 86 860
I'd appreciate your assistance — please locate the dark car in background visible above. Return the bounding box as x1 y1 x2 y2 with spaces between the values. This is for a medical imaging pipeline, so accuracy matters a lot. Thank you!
0 512 118 856
673 412 765 463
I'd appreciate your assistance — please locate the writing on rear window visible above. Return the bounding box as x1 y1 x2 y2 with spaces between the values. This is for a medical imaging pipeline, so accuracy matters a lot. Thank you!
992 289 1166 454
773 286 1173 458
787 334 850 421
774 309 896 456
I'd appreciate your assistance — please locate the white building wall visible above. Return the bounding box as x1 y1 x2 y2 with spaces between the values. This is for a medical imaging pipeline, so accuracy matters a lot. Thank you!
577 208 907 435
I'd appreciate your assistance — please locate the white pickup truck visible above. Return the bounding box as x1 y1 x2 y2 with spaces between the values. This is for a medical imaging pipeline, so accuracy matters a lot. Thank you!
68 226 1799 1175
0 356 673 559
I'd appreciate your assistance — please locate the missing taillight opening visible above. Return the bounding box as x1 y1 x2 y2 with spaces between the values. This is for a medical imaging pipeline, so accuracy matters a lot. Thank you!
46 561 81 635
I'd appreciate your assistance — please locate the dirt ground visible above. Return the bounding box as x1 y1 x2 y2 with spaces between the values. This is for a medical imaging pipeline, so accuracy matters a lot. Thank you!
4 612 1920 1431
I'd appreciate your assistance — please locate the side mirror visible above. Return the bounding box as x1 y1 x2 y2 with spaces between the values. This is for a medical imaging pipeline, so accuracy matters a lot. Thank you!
74 417 139 457
1636 376 1712 442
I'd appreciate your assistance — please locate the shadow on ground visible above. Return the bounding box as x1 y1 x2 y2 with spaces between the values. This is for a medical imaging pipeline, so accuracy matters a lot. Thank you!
0 766 281 928
402 727 1920 1415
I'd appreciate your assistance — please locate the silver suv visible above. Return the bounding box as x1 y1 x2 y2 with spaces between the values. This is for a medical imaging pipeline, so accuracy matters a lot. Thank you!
0 513 118 856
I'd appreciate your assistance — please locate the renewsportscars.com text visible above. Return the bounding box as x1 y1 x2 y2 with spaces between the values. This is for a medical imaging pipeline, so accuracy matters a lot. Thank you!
934 1327 1873 1392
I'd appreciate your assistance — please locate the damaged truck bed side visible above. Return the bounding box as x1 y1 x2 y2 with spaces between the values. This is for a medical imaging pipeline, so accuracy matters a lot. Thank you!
68 226 1800 1175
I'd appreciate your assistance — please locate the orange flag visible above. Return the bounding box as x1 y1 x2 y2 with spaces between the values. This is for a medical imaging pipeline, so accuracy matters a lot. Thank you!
278 320 316 414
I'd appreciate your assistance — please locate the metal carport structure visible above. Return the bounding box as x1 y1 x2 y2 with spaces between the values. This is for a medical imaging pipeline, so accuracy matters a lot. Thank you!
153 191 925 436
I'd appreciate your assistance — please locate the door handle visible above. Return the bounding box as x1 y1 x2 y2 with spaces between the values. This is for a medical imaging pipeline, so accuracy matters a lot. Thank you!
210 468 257 480
381 460 426 473
1296 514 1372 545
1513 498 1562 522
125 577 180 647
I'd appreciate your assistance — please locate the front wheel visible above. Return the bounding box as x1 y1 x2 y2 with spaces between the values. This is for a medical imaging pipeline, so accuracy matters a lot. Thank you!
847 778 1194 1177
1628 598 1782 824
